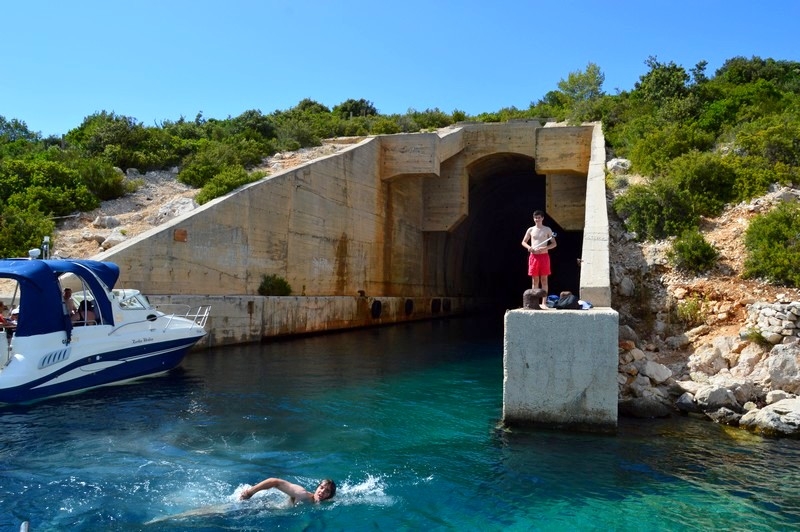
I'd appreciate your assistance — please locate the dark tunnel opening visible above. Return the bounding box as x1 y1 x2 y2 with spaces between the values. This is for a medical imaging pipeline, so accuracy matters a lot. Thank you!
458 158 583 312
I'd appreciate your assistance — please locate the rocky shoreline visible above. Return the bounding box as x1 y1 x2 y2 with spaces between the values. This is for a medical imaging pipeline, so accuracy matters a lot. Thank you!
609 158 800 437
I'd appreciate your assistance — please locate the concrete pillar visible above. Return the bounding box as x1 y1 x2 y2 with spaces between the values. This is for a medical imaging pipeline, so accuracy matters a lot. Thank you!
502 308 619 432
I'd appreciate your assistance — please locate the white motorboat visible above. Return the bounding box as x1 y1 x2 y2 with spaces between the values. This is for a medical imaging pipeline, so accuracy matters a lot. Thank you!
0 259 210 404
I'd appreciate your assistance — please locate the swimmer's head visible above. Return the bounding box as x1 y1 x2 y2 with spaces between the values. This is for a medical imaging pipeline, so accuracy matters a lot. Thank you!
314 479 336 501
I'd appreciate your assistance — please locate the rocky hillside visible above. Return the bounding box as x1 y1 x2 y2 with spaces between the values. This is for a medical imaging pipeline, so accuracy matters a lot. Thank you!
52 143 348 259
607 167 800 436
610 180 800 349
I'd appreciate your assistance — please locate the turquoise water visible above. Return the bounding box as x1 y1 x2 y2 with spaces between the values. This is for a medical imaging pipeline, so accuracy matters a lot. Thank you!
2 317 800 531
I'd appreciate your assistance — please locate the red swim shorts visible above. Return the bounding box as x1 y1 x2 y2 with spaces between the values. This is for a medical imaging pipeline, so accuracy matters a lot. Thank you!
528 253 551 276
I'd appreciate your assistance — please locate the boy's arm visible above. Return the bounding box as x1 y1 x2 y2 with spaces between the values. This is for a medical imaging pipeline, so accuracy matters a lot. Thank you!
240 477 311 501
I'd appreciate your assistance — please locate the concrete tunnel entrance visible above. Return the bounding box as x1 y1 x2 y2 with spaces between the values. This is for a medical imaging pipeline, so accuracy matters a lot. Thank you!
454 154 583 312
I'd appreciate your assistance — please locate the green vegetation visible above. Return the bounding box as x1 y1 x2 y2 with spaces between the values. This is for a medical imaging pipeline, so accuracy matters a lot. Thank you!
668 229 720 274
257 274 292 296
612 178 697 240
743 202 800 286
2 54 799 292
742 327 772 348
676 295 707 327
195 167 266 205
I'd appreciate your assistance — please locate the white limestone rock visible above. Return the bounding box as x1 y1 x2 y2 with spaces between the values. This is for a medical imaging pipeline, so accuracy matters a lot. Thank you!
606 158 631 175
637 360 672 384
740 398 800 436
101 228 128 250
694 385 741 412
760 343 800 393
92 215 120 228
688 343 728 375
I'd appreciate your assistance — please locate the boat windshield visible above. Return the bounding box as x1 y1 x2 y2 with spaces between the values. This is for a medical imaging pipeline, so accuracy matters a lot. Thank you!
113 289 152 310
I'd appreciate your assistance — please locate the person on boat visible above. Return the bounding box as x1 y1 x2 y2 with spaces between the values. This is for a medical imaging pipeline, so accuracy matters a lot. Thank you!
239 477 336 504
76 300 96 324
9 307 19 326
63 288 78 319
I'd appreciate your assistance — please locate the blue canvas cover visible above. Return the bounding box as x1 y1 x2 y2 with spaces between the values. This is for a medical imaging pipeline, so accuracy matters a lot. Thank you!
0 259 120 338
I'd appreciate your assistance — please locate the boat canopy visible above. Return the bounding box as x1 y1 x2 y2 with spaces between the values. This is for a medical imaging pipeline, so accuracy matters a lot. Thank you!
0 259 120 337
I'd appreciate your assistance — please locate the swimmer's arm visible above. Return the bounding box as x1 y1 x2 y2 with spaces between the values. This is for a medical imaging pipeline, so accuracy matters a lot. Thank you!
240 477 311 501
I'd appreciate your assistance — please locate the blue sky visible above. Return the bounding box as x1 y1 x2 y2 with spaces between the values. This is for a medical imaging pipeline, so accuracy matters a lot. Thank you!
3 0 797 137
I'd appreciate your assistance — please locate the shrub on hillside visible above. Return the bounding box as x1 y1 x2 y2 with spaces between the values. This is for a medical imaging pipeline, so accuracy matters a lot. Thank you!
743 202 800 286
0 159 99 215
0 203 55 258
612 178 698 241
370 116 403 135
735 112 800 167
334 116 370 137
64 111 177 170
667 150 737 216
44 149 130 201
177 140 239 187
676 295 707 327
668 229 719 273
628 122 715 176
725 154 794 201
195 166 265 205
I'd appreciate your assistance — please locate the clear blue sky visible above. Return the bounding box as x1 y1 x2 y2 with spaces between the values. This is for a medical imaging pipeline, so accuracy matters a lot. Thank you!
3 0 797 137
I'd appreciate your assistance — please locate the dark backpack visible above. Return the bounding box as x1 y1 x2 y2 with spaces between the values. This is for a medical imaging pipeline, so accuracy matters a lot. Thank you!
554 293 580 310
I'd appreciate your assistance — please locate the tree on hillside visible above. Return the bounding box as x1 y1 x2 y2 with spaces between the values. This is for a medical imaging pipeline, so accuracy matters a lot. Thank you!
559 62 606 124
634 56 690 104
0 116 39 143
228 109 277 140
716 56 800 91
293 99 331 114
333 99 378 119
558 62 605 104
527 63 606 124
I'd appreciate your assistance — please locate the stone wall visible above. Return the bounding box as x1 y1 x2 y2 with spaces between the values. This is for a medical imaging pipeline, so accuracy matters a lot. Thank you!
744 300 800 345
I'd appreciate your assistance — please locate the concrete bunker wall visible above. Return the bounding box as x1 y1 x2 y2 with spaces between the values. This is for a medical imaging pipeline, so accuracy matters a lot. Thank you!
94 122 610 344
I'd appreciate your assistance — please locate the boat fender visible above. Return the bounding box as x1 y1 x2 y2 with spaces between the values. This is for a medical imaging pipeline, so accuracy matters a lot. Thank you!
370 300 382 319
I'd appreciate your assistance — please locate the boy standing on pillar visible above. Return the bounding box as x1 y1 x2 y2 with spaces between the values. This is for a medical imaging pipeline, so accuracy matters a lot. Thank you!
521 210 557 306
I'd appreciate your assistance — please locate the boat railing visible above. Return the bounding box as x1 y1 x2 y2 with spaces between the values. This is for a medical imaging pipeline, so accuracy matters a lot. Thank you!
107 305 211 336
157 304 212 329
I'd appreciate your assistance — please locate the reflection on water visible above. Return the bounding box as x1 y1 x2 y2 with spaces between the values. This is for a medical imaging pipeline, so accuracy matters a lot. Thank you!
1 317 799 530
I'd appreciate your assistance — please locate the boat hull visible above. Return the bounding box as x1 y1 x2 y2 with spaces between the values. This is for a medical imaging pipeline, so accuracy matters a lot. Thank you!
0 336 201 404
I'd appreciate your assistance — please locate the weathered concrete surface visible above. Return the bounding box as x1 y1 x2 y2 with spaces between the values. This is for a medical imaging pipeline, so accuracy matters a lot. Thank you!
576 124 611 307
93 121 611 344
502 308 619 431
152 294 476 348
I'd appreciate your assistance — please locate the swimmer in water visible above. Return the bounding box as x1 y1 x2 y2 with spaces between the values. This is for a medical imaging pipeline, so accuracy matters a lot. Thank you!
239 477 336 504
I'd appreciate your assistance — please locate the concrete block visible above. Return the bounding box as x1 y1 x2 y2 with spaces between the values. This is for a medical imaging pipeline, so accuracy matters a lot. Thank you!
502 308 619 431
